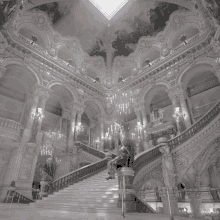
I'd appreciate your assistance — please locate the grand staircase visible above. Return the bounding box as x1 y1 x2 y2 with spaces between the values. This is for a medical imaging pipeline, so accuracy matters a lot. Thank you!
31 169 122 213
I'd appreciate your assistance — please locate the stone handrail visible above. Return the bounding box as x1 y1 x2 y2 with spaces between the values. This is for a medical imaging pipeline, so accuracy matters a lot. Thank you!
3 190 34 204
48 158 109 194
192 100 218 119
133 99 220 176
168 99 220 150
78 142 107 159
0 116 21 141
133 145 162 174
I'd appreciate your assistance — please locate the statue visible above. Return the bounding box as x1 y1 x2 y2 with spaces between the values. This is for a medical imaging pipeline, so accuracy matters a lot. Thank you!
106 139 135 180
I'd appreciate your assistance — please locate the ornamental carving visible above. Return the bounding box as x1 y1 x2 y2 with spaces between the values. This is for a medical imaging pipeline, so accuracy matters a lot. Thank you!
174 119 220 181
19 143 37 180
133 160 163 191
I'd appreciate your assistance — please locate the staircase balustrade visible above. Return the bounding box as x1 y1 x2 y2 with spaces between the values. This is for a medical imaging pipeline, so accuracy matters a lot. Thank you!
79 143 106 159
3 190 34 204
168 100 220 150
48 158 109 194
134 100 220 176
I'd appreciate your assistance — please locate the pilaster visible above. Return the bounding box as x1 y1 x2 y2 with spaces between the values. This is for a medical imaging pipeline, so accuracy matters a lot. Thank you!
159 139 179 216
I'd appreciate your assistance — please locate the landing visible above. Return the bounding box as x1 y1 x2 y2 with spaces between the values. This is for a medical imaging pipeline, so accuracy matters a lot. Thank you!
0 204 190 220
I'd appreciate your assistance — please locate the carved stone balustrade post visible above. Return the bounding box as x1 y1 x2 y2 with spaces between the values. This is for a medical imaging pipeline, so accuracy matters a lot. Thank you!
159 138 179 216
186 190 202 219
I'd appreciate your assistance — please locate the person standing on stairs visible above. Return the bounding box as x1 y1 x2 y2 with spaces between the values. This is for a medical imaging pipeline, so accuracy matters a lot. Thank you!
106 145 130 180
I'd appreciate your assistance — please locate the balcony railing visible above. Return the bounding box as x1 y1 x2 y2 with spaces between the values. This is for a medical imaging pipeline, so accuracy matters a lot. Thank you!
168 99 220 150
0 108 21 122
48 158 109 194
0 116 21 142
192 100 218 119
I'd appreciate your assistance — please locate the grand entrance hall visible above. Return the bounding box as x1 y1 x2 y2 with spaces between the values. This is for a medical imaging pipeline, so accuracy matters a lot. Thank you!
0 0 220 219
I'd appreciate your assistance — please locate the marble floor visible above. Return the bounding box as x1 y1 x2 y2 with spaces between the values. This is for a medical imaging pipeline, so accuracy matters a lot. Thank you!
0 204 191 220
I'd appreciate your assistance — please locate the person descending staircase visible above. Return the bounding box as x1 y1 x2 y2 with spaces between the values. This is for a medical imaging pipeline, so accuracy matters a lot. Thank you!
31 169 122 213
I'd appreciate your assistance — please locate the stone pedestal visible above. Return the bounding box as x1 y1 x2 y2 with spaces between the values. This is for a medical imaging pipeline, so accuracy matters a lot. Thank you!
117 167 135 213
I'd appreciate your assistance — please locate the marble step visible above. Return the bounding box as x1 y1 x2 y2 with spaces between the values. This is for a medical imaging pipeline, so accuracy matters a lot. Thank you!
41 198 118 203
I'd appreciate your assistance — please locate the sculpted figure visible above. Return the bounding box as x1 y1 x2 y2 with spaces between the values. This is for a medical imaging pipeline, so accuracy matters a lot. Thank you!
106 145 130 180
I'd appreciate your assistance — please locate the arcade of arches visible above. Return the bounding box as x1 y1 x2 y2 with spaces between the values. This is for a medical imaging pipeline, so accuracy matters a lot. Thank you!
1 0 220 218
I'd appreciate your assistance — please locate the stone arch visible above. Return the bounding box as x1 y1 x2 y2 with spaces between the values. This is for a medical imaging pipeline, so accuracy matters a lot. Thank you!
198 138 220 177
83 98 105 116
46 80 77 102
176 57 218 86
141 81 171 103
1 58 42 85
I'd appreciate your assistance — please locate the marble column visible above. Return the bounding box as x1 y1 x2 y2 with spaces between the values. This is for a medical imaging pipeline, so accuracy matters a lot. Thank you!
159 139 179 216
187 190 202 219
68 110 77 172
134 106 144 153
23 86 41 142
211 162 220 187
141 104 149 151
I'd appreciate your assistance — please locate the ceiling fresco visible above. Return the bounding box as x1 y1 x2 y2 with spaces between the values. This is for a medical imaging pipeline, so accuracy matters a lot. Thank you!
30 0 188 66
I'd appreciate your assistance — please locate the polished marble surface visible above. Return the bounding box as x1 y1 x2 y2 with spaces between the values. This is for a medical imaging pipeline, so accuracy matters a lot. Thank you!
0 204 190 220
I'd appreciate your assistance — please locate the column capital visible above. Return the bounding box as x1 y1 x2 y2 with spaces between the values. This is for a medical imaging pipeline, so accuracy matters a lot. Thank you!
33 84 52 100
62 108 71 119
70 101 85 114
166 83 186 99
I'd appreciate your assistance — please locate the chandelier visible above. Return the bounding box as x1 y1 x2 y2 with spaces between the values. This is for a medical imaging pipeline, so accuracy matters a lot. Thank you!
47 156 61 164
40 130 65 157
75 122 84 135
135 122 143 133
106 89 134 115
31 108 45 122
44 130 65 142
